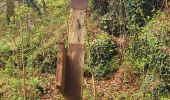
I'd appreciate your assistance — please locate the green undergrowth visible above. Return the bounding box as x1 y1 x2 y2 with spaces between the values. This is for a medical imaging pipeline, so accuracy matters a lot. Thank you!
85 33 118 80
124 12 170 98
0 0 170 99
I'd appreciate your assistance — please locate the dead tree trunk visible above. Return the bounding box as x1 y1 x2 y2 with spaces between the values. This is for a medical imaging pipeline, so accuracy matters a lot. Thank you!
64 0 87 99
56 0 87 99
65 10 86 100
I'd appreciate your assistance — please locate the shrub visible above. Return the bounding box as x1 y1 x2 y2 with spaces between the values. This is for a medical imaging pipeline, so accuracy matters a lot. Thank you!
126 13 170 94
85 33 118 80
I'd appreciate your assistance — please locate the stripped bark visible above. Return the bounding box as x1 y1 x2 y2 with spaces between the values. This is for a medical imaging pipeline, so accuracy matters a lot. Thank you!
64 9 86 100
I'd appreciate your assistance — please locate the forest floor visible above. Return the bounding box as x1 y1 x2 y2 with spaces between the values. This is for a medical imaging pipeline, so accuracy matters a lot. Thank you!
41 66 140 99
85 66 140 99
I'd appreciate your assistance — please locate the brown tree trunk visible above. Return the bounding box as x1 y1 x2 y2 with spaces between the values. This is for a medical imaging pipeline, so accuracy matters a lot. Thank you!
64 9 86 100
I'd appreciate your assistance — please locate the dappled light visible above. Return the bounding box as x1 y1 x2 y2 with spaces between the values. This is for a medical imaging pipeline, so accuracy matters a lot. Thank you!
0 0 170 99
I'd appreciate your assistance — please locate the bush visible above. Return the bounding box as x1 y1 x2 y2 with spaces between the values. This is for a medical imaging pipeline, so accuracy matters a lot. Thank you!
85 33 118 80
126 12 170 90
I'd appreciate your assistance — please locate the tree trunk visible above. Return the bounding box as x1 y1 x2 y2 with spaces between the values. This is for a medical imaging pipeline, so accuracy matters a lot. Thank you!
64 9 86 100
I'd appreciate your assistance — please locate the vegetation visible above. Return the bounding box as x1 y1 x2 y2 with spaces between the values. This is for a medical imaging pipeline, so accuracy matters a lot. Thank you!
0 0 170 99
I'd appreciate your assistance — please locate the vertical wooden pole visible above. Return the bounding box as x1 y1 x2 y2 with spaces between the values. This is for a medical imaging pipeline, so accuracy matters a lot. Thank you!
64 0 87 99
56 34 66 95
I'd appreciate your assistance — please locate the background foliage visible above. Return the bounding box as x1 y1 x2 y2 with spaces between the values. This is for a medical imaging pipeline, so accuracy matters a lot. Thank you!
0 0 170 99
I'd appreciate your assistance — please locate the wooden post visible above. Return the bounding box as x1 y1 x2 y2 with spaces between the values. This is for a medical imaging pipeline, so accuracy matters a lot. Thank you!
64 0 88 100
56 34 66 95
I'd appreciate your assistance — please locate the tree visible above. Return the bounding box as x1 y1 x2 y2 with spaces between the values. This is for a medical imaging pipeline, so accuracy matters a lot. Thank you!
20 0 42 17
6 0 14 24
6 0 42 24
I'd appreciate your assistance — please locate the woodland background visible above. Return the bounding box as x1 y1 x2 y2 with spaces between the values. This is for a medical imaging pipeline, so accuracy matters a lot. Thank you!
0 0 170 99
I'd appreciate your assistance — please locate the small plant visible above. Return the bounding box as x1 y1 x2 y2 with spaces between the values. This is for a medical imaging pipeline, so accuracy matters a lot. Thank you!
9 78 23 99
28 77 40 99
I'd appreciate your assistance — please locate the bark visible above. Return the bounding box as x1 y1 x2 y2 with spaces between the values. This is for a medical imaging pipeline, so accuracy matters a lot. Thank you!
64 9 86 100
